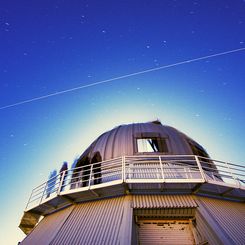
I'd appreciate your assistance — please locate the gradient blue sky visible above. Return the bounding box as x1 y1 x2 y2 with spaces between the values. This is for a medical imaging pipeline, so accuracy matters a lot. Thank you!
1 1 245 244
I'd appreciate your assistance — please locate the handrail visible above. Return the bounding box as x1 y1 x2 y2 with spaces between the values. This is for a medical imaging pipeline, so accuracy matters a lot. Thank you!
198 156 245 168
25 155 245 211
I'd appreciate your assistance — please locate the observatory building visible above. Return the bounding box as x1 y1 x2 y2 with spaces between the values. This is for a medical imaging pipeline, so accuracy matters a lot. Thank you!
19 121 245 244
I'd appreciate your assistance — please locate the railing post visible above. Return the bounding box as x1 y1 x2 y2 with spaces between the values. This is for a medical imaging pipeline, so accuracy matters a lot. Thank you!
122 156 126 182
121 156 124 182
195 155 206 182
39 181 48 204
159 156 164 181
57 171 66 194
25 189 34 210
88 164 93 188
188 167 192 179
225 162 240 187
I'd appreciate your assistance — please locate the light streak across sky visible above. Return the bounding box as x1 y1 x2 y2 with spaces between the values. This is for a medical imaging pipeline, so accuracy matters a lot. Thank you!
1 47 245 110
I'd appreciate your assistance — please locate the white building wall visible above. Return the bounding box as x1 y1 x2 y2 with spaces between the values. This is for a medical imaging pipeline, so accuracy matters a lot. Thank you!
195 196 245 245
21 205 74 245
21 194 245 245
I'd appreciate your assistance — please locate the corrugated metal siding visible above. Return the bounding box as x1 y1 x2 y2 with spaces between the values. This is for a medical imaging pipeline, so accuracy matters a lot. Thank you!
21 205 74 245
195 209 222 245
50 196 127 245
196 196 245 245
134 208 196 218
132 195 197 208
137 220 195 245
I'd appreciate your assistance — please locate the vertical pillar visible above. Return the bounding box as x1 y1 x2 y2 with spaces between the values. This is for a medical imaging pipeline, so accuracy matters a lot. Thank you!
119 195 133 245
195 155 206 182
159 156 164 181
39 181 48 204
88 164 93 187
57 171 65 194
122 156 126 182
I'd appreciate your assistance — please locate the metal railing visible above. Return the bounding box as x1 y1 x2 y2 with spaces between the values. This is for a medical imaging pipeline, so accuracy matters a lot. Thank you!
25 155 245 210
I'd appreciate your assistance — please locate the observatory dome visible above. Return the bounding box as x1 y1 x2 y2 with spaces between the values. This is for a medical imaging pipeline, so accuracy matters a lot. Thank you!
20 120 245 245
77 120 209 164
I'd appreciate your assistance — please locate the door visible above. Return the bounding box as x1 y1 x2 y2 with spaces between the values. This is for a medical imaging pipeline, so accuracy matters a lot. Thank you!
137 219 195 245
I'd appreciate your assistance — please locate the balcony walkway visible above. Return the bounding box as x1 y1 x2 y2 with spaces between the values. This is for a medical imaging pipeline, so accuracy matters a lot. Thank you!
19 155 245 234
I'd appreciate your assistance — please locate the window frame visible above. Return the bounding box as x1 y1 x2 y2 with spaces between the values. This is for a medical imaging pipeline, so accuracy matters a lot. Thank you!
134 132 170 155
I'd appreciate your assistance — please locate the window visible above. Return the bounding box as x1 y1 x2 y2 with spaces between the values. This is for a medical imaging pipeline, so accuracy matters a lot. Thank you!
137 137 168 153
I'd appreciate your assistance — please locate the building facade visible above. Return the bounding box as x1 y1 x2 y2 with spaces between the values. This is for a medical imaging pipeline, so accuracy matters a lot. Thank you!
19 121 245 245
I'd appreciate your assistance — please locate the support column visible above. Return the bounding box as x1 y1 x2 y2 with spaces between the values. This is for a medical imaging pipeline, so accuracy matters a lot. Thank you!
119 195 133 245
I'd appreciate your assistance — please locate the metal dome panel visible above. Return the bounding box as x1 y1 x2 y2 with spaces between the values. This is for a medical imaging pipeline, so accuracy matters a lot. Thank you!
79 121 207 163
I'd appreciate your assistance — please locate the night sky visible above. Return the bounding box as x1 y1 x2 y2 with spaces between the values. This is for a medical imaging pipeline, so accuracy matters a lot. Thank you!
1 1 245 244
